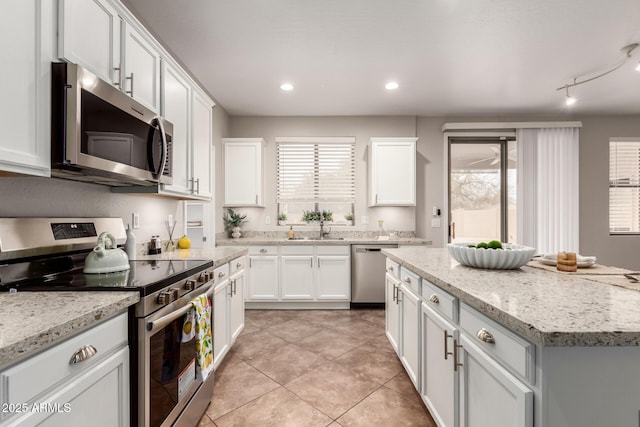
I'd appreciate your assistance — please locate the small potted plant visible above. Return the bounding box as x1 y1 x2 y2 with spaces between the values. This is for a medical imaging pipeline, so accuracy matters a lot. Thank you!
301 210 321 223
344 213 354 225
321 209 333 222
277 212 287 225
223 208 247 238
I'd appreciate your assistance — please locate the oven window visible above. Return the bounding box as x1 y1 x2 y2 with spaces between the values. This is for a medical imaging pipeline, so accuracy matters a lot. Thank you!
148 313 198 427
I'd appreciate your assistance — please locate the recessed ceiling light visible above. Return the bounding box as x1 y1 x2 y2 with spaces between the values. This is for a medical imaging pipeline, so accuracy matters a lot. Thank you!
280 83 294 91
385 81 399 90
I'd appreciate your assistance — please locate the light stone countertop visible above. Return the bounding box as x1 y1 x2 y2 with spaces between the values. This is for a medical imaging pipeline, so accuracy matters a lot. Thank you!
383 246 640 347
0 291 139 369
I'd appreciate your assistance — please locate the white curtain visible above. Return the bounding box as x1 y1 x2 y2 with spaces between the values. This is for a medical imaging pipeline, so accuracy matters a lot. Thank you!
517 127 579 254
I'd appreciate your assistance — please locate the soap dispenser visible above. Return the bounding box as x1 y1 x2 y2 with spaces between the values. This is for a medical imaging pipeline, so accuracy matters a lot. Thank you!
287 226 295 240
125 224 136 260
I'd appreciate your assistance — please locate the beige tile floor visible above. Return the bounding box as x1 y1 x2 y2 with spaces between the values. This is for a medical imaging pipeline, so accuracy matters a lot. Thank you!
198 309 436 427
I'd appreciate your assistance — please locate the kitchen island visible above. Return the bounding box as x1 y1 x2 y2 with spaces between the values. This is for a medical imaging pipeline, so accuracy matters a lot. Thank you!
383 246 640 427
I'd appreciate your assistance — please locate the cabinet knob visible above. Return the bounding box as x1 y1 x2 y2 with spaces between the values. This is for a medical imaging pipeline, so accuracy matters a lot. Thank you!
388 266 394 272
218 271 226 278
476 328 496 344
429 294 439 304
69 345 98 365
403 277 411 284
236 262 243 269
259 248 267 254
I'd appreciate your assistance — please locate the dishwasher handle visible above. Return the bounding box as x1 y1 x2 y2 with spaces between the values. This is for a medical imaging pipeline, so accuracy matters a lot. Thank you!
355 248 382 253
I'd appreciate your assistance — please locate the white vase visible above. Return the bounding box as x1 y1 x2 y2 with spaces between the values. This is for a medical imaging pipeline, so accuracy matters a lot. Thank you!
231 226 241 239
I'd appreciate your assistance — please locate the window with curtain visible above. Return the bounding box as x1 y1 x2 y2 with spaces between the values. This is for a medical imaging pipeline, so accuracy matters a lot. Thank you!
276 137 355 225
610 139 640 234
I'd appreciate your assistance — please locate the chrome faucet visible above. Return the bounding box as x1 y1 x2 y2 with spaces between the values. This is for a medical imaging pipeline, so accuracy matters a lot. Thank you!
319 220 331 240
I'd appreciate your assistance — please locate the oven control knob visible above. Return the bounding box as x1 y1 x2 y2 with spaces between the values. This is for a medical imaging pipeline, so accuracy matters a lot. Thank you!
198 272 210 283
157 291 173 305
184 279 197 291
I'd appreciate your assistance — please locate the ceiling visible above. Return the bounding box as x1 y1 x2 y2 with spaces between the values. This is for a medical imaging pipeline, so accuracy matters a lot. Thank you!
123 0 640 117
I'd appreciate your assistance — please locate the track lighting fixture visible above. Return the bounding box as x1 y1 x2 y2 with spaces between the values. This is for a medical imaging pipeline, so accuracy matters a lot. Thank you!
556 43 639 105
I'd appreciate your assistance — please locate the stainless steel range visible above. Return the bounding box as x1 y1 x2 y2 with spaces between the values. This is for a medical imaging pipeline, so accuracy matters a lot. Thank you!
0 218 215 427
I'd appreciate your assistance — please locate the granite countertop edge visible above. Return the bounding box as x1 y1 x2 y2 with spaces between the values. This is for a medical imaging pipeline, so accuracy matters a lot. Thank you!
382 248 640 348
0 292 139 370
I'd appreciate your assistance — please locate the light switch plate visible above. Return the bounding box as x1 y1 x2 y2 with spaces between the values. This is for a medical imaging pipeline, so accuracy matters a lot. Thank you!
265 216 271 225
361 216 369 225
431 218 441 228
132 213 140 229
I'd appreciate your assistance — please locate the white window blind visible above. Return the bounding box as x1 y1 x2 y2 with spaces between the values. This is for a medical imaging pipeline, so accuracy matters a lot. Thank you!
610 139 640 234
276 137 355 203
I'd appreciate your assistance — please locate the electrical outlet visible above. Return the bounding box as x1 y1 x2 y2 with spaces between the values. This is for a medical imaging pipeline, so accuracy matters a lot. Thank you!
361 216 369 225
132 213 140 229
265 216 271 225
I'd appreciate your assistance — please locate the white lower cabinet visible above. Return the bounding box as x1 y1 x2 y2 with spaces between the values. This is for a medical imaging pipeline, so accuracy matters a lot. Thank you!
316 254 350 300
247 247 279 300
213 259 245 370
385 271 401 353
0 313 129 426
398 283 421 389
281 255 315 300
459 334 533 427
246 245 350 306
422 303 458 427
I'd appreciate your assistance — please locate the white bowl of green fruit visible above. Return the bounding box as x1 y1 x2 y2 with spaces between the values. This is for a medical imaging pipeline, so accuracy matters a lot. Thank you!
447 241 536 270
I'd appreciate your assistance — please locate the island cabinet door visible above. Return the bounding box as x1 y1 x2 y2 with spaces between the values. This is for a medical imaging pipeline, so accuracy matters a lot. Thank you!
385 272 401 354
422 303 458 427
458 334 533 427
399 283 421 390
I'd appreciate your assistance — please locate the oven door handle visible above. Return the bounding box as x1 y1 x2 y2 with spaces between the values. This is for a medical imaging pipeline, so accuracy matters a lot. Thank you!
146 282 215 332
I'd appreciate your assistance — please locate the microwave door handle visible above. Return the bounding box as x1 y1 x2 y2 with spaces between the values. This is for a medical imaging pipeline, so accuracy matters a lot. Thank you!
155 117 168 179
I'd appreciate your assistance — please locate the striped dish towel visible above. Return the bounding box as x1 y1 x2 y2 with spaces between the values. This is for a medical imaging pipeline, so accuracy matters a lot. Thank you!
192 294 214 381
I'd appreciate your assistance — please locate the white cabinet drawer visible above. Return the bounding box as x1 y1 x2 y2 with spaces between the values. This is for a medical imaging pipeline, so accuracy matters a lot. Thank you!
248 246 278 255
281 245 314 255
316 245 350 255
421 279 457 322
385 258 400 280
399 267 420 295
0 312 127 407
230 256 246 274
214 263 230 283
459 303 535 384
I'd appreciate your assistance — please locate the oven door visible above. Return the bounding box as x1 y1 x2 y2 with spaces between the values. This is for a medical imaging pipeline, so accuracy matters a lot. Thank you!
138 281 214 427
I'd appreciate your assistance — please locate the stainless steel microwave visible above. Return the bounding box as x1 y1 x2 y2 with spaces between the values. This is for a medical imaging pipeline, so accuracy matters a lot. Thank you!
51 62 173 187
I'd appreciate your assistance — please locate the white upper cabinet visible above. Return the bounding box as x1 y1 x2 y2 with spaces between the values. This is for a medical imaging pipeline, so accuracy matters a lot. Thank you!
161 61 192 196
121 21 161 111
60 0 161 112
0 0 53 177
223 138 264 207
369 137 417 206
191 89 213 198
58 0 120 86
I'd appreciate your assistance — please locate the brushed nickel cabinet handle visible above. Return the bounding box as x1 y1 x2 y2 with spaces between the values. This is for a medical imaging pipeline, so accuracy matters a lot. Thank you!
476 328 496 344
429 294 439 304
444 331 453 360
453 339 463 371
113 66 122 88
125 73 134 96
70 345 97 365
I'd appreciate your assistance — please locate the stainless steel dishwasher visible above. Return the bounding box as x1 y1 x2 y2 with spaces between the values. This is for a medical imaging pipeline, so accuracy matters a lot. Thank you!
351 244 399 308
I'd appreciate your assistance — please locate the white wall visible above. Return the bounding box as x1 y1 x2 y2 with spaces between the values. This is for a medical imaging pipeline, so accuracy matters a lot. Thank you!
220 116 419 236
0 177 182 244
